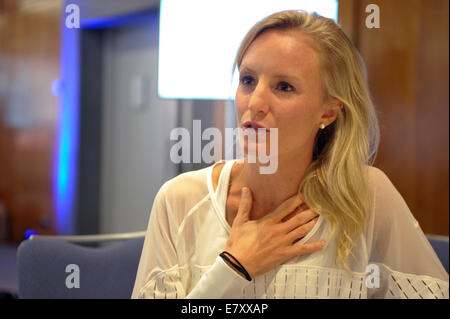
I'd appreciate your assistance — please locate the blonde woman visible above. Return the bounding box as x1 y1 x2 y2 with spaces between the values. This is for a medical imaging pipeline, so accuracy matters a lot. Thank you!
132 10 449 299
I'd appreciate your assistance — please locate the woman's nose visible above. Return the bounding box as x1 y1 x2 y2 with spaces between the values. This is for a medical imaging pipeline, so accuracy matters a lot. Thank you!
248 83 270 115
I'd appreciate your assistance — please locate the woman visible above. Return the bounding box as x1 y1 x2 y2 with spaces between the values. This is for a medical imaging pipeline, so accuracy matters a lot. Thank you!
132 10 449 299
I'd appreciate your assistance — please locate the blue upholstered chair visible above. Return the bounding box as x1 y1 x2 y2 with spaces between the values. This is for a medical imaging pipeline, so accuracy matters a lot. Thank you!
16 232 448 299
16 232 145 299
427 234 449 274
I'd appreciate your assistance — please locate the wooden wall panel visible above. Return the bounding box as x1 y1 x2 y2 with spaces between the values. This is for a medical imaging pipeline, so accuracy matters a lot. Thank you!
413 0 449 235
0 0 62 244
340 0 449 235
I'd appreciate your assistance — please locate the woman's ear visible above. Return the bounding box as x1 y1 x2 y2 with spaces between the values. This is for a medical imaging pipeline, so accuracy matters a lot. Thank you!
321 97 343 126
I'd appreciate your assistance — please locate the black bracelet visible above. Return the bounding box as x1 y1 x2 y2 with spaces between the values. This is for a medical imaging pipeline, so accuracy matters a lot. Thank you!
219 251 252 281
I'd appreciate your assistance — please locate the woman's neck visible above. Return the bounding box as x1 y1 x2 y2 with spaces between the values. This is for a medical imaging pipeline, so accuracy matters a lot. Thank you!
230 149 313 220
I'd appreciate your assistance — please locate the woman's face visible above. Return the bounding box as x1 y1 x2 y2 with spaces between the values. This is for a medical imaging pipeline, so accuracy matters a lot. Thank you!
235 28 337 161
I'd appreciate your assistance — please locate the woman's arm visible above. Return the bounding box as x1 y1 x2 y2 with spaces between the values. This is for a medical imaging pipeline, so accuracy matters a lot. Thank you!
131 184 184 298
367 167 448 298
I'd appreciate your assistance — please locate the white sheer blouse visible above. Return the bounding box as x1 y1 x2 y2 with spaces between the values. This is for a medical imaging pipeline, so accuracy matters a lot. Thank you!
131 159 449 299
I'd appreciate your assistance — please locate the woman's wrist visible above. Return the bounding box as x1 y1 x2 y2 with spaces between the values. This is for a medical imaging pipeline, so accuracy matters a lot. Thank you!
219 251 253 281
220 255 247 279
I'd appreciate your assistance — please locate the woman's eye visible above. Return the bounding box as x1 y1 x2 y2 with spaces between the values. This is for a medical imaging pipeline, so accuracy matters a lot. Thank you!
277 82 294 92
240 75 254 85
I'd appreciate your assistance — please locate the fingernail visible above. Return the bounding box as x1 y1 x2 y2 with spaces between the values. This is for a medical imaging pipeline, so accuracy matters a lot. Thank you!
242 187 249 197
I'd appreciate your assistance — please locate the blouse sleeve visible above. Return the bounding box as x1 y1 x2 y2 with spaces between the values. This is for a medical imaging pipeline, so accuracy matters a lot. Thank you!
131 183 250 299
366 167 449 299
131 183 184 298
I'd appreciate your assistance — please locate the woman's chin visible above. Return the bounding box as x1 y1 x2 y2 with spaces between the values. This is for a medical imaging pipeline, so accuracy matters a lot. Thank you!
242 142 271 158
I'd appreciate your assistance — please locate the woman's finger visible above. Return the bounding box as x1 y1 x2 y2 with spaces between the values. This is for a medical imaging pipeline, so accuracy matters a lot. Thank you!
285 217 319 244
279 208 319 233
280 203 308 222
284 240 326 259
232 187 253 227
264 194 304 223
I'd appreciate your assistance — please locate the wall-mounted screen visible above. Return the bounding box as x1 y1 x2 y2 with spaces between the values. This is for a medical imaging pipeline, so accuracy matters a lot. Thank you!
158 0 338 100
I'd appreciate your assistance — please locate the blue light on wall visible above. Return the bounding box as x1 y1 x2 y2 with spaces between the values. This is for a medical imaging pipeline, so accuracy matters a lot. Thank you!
54 102 77 235
53 11 80 235
24 229 39 239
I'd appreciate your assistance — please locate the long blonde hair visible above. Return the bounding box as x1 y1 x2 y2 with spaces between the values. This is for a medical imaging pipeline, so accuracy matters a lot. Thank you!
233 10 380 274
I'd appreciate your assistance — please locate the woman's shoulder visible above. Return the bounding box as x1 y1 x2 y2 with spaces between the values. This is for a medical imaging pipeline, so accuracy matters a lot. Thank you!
366 165 395 191
366 165 385 178
160 164 212 198
365 165 409 219
151 164 217 224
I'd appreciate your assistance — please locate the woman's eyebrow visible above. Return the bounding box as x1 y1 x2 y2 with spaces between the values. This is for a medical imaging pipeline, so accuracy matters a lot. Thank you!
240 66 301 82
239 66 255 74
272 73 301 82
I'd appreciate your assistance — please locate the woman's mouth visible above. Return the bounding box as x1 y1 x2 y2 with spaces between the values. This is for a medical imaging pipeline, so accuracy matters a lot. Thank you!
242 121 268 131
